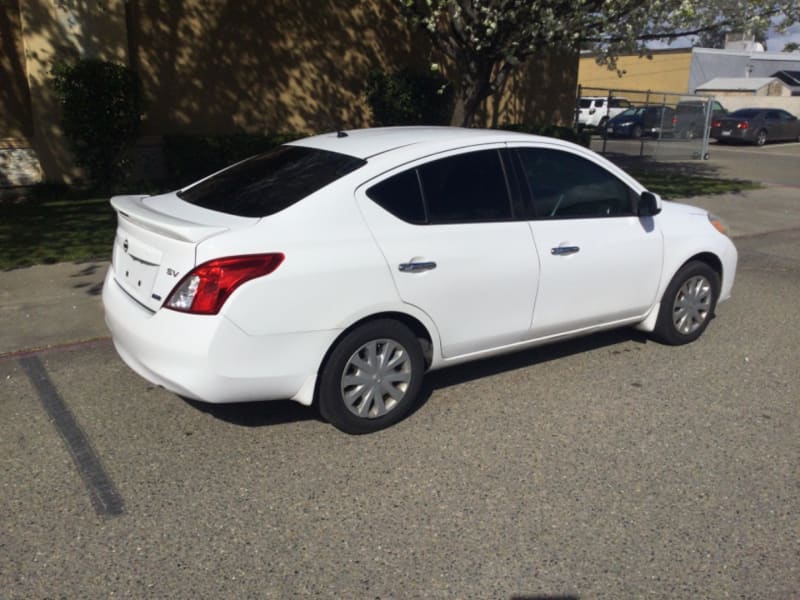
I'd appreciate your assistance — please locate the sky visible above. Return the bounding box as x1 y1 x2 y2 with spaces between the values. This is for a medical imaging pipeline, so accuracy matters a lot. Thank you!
765 22 800 51
651 21 800 52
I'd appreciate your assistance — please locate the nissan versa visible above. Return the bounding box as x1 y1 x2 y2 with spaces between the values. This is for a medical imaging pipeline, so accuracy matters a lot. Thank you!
102 127 738 434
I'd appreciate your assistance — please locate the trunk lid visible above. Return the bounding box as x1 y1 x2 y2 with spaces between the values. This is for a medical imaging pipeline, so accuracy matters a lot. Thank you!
110 193 258 312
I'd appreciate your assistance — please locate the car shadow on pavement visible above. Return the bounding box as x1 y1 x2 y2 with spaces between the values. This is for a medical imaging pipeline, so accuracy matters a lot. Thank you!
410 327 650 420
190 327 649 429
186 398 317 427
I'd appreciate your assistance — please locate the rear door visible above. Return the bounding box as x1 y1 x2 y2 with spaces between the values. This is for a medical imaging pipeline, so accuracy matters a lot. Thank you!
508 145 663 338
356 148 539 358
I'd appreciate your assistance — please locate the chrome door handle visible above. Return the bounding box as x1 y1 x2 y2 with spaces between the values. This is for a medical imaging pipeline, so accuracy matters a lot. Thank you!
399 261 437 273
551 246 580 256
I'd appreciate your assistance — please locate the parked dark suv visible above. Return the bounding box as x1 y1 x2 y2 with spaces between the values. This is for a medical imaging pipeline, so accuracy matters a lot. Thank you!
674 100 727 139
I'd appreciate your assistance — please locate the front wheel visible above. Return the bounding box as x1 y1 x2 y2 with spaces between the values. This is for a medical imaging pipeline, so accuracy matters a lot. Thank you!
318 319 425 434
755 129 767 146
652 261 720 345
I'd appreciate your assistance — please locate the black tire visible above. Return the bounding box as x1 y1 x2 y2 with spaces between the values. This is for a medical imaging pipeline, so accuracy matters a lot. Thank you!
652 261 720 346
318 319 425 434
755 129 767 146
598 116 608 129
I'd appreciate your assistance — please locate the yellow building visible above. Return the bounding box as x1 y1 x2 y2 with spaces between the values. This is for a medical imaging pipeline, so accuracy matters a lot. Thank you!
579 48 693 94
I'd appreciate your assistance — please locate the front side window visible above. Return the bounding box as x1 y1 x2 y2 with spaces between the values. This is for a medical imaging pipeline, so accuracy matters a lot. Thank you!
514 148 634 219
178 146 366 217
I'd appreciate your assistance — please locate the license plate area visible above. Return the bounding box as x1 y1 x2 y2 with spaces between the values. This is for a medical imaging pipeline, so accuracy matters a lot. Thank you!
722 130 732 136
116 251 159 299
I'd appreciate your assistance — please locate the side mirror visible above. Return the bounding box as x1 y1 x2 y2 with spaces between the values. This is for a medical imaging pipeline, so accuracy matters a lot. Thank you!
638 191 662 217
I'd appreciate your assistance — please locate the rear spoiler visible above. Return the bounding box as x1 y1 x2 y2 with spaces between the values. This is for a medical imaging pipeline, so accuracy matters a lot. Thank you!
110 195 230 243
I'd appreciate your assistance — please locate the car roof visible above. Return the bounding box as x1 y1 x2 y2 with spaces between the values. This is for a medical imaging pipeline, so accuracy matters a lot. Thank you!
289 126 552 160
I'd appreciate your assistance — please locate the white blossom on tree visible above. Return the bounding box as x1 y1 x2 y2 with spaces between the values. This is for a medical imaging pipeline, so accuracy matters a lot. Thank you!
399 0 800 126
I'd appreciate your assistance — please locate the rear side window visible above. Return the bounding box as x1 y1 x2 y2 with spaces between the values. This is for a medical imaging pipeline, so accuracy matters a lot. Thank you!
177 146 366 217
367 149 513 224
367 170 426 224
419 150 512 223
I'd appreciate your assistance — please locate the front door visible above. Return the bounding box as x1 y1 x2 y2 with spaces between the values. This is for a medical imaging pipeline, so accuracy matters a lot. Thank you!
510 146 663 338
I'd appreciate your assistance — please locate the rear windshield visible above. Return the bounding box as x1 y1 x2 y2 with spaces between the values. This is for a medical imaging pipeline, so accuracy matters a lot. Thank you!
177 146 366 217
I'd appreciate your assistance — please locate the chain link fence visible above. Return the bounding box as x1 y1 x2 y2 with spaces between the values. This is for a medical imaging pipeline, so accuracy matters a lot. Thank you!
576 86 721 161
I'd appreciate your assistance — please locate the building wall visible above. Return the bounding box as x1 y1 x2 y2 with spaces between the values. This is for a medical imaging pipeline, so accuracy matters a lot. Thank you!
128 0 429 136
695 94 800 115
2 0 578 184
0 0 38 186
689 49 800 93
0 0 33 140
578 49 693 94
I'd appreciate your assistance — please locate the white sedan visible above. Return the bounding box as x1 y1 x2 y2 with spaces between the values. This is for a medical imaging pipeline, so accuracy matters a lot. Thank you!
102 127 737 434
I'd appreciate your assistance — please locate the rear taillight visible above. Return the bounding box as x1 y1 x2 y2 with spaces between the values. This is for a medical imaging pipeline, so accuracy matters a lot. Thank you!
672 116 678 126
711 120 721 128
737 121 748 130
164 253 284 315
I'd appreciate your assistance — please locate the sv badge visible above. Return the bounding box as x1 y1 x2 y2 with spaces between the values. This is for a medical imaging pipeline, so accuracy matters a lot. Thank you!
166 268 180 277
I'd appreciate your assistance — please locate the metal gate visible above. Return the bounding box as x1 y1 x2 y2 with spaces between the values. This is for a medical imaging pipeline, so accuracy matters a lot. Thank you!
576 85 720 161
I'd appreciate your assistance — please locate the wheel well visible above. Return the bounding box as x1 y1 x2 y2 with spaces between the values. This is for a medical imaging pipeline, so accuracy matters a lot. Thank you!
321 312 435 373
685 252 723 280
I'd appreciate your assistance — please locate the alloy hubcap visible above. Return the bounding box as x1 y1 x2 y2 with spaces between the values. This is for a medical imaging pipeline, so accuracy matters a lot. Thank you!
340 339 412 418
672 275 712 334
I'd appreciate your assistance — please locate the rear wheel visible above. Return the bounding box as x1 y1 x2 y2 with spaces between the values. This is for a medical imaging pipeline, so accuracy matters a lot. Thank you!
318 319 425 434
755 129 767 146
652 261 720 345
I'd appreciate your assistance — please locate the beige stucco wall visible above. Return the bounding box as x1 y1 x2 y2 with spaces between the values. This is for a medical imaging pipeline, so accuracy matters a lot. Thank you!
129 0 429 136
579 50 693 94
15 0 129 183
0 0 33 141
483 50 578 127
3 1 579 183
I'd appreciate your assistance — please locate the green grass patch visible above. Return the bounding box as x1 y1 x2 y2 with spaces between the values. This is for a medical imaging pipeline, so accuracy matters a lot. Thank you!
0 196 115 270
629 170 761 198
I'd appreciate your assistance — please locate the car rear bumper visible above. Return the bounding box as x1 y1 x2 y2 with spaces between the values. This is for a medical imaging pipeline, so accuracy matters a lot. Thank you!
711 128 753 142
102 267 336 405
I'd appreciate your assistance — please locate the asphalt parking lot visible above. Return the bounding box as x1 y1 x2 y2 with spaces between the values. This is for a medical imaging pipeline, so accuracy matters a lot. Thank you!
2 147 799 599
591 137 800 188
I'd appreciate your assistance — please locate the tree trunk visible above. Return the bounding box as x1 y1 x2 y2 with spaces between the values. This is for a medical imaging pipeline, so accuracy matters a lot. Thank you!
451 77 490 128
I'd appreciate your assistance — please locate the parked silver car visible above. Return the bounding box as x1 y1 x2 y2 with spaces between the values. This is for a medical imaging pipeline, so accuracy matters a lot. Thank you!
711 108 800 145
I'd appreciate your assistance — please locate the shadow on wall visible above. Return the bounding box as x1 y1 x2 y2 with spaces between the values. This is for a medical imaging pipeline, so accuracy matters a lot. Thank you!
0 2 34 141
2 0 130 183
482 49 579 128
129 0 429 136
